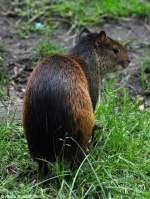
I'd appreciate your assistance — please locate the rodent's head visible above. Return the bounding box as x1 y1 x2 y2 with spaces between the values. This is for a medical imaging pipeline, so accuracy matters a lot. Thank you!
78 28 130 75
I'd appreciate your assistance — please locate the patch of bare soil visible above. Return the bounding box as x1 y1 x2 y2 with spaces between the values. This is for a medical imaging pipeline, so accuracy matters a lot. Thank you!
0 8 150 120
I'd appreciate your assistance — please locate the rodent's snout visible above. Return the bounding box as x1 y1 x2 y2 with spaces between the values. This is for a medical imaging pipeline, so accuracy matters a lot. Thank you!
123 59 131 68
127 59 131 64
117 59 130 69
124 59 131 67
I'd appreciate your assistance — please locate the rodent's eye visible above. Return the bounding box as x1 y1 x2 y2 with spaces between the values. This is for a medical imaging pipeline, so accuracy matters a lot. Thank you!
112 47 120 54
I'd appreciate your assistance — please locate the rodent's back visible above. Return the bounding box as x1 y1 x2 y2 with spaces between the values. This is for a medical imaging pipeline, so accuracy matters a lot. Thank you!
23 55 94 162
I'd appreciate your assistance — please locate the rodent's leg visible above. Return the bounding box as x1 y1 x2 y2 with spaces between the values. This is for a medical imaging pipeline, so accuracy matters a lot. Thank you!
77 133 92 160
73 108 94 165
38 160 49 177
70 133 92 170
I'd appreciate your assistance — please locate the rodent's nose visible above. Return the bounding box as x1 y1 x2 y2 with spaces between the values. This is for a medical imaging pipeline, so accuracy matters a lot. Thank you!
122 59 131 68
125 59 131 66
127 59 131 64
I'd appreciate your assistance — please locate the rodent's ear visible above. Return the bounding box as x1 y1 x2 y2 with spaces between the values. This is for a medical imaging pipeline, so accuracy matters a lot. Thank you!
79 27 91 40
95 31 107 46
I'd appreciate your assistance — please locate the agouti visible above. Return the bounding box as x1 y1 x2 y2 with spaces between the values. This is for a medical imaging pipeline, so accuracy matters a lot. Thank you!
23 29 130 176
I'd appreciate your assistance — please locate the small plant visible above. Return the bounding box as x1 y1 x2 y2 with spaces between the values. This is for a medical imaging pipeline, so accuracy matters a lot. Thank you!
37 41 66 58
139 60 150 91
0 46 8 97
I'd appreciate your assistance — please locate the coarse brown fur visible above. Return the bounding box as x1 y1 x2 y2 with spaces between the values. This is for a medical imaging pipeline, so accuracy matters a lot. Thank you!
23 29 130 176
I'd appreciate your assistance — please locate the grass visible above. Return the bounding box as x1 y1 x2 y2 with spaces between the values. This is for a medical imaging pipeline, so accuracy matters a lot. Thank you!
37 41 66 58
15 0 150 35
0 82 150 198
31 40 66 66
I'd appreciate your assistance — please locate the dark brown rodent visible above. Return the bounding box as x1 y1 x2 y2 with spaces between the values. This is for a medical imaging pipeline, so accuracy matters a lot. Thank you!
23 29 130 175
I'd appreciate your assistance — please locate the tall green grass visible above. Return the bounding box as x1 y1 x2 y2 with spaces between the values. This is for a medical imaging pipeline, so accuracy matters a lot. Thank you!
0 83 150 198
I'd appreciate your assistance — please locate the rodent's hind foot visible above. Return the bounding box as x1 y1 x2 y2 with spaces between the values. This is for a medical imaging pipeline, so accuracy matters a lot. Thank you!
16 166 38 183
38 160 50 178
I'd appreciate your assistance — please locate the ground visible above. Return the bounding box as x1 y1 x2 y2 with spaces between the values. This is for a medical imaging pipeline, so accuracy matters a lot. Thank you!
0 0 150 198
